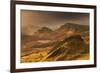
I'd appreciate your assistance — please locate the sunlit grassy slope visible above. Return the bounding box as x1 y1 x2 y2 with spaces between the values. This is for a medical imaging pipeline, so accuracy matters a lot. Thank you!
21 35 89 63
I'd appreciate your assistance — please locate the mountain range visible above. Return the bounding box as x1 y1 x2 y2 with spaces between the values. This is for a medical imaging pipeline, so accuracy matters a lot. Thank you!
21 23 90 62
31 23 88 40
22 23 89 44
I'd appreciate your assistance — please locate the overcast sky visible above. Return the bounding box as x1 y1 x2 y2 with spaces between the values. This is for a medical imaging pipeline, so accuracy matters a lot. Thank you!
21 10 89 35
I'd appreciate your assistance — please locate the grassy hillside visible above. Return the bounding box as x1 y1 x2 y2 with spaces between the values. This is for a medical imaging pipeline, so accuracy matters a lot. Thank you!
21 35 89 63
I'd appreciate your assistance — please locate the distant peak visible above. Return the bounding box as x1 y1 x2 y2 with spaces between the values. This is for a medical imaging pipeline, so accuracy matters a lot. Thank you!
41 27 51 30
39 27 52 31
35 26 54 34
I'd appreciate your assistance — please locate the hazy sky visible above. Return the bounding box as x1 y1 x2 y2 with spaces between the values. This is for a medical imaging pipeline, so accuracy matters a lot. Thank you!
21 10 89 35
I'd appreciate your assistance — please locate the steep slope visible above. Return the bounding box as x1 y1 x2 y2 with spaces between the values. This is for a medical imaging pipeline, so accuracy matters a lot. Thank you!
41 35 89 61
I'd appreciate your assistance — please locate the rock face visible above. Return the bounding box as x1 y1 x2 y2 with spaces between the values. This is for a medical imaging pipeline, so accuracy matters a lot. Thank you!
56 23 89 33
41 35 88 61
